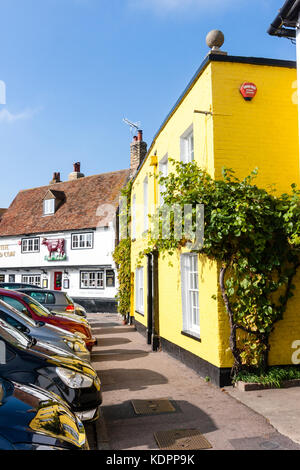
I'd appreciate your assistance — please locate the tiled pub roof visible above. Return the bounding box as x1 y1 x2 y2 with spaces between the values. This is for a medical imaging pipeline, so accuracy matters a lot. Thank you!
0 169 130 237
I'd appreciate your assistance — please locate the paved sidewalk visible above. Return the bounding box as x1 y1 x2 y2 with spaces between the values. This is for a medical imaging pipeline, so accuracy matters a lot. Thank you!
225 386 300 445
87 313 300 451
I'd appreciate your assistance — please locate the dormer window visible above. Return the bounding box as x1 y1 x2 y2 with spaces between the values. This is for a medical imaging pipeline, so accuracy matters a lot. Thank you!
43 198 55 215
42 189 65 216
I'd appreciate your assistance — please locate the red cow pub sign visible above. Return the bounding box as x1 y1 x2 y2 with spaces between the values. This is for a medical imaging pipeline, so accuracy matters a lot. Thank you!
42 238 66 262
240 82 257 101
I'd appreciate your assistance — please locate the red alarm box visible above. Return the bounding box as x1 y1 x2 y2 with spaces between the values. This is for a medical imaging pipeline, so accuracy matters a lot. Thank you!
240 82 257 101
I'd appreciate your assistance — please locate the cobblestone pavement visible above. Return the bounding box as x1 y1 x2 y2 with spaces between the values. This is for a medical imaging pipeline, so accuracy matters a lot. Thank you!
85 313 300 451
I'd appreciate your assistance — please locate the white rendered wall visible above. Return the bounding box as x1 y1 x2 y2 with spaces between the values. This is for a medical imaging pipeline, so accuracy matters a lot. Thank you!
0 226 118 298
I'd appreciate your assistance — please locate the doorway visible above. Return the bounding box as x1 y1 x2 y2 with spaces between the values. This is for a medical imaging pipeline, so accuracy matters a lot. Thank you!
54 272 63 291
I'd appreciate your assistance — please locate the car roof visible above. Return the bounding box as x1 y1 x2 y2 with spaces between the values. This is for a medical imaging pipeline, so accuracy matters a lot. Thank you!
0 283 42 287
17 288 63 294
0 288 26 298
0 289 37 304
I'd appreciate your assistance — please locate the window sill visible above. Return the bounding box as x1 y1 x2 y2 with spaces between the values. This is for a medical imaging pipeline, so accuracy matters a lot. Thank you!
135 310 144 317
181 330 201 343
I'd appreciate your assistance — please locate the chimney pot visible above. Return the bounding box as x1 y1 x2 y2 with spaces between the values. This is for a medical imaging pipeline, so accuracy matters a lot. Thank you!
130 129 147 179
68 162 85 181
50 172 61 184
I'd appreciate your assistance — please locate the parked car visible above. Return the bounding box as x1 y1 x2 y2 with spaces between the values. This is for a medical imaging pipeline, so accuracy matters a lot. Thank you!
0 282 42 290
0 376 89 450
17 288 87 318
0 299 91 362
0 288 96 351
0 317 102 422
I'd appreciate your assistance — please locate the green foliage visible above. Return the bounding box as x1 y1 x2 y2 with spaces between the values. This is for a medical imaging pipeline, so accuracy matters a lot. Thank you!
141 160 300 376
234 367 300 388
113 238 131 316
113 181 133 317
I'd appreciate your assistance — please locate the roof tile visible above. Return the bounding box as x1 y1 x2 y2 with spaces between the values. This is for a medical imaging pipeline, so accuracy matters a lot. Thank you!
0 169 130 236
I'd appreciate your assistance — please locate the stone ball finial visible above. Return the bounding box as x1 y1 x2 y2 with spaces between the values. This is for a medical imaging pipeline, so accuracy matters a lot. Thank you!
206 30 225 50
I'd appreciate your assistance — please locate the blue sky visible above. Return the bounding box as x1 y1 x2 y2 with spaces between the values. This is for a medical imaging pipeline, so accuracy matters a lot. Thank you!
0 0 296 207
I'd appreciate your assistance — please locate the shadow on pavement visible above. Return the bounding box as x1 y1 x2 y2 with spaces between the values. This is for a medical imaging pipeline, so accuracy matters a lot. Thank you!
96 368 168 392
91 349 149 362
88 322 119 328
94 327 137 335
96 337 132 347
103 400 218 450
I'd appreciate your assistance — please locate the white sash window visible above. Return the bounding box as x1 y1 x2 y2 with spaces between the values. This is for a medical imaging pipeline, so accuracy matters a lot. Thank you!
180 125 194 163
159 155 168 205
181 254 200 337
135 267 144 314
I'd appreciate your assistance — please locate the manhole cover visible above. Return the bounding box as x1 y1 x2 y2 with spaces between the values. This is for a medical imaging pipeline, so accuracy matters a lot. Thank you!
131 398 176 415
154 429 212 450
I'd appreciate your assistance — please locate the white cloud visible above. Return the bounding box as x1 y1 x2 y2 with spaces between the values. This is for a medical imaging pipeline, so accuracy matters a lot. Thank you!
0 108 40 124
128 0 243 14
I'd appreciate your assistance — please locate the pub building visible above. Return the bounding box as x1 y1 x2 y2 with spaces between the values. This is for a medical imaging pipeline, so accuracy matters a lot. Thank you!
0 163 130 311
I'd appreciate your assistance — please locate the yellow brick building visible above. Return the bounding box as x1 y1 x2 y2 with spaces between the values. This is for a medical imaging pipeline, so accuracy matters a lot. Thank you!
130 51 300 386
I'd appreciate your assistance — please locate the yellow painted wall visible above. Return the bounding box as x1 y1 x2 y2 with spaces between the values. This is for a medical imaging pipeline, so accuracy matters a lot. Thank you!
211 61 299 192
131 56 300 370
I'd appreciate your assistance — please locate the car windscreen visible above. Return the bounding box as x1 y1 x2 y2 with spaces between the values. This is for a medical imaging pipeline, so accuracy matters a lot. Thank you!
0 300 39 328
0 318 29 348
23 296 51 318
26 291 48 304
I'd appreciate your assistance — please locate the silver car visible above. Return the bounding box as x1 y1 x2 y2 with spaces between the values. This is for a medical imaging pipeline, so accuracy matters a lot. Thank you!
17 288 87 318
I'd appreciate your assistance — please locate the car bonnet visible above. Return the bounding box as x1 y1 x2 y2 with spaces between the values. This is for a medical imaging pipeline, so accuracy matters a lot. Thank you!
0 378 87 448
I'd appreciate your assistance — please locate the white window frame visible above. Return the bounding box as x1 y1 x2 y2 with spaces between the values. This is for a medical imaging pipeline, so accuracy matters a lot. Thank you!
21 274 41 287
21 238 40 253
180 125 194 163
71 232 93 250
43 199 55 216
135 267 144 314
80 271 104 289
181 254 200 338
159 154 168 205
143 177 149 232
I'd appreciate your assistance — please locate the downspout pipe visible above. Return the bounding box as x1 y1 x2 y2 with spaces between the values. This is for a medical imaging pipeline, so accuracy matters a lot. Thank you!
267 0 298 38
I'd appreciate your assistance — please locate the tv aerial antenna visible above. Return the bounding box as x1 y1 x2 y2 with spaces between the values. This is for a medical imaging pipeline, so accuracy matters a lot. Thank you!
123 118 141 137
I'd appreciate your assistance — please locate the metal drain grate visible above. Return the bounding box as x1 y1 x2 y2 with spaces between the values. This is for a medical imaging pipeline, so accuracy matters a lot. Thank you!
154 429 212 450
131 398 176 415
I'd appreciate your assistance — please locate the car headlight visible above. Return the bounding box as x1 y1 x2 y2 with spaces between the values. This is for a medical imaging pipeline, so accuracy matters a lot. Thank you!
56 367 93 389
65 340 87 353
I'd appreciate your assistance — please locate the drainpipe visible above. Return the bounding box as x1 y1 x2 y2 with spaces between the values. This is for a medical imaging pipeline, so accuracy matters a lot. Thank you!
152 250 160 352
267 0 299 38
146 251 160 351
146 253 153 345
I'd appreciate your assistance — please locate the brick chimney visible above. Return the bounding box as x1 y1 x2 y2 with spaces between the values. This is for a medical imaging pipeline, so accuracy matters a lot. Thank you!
68 162 85 181
50 172 61 184
130 130 147 178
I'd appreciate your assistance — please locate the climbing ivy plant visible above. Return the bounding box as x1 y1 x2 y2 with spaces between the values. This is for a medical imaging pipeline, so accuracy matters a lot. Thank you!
112 182 132 318
140 160 300 377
